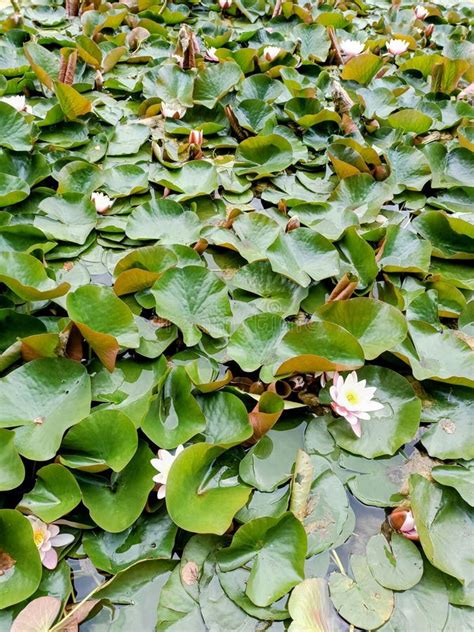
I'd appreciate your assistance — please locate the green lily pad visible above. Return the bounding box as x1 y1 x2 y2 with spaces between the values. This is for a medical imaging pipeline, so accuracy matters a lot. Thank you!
366 533 423 591
141 366 206 448
410 474 474 584
217 512 307 607
0 103 35 152
126 197 201 244
77 440 155 533
195 391 252 446
431 464 474 507
0 510 42 609
235 134 294 178
18 463 81 523
0 252 69 301
329 555 394 629
166 443 251 535
0 358 91 461
193 61 243 109
83 509 177 573
315 298 407 360
227 313 287 372
151 266 232 346
59 409 138 472
0 429 25 492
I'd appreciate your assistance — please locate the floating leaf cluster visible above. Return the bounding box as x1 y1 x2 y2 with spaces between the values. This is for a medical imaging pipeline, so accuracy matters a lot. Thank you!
0 0 473 628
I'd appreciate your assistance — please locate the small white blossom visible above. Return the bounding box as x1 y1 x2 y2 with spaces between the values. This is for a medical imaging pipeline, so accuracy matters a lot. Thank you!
151 445 184 499
161 102 186 119
263 46 281 62
1 94 32 114
27 516 74 570
329 371 384 438
414 5 429 19
386 38 410 56
91 192 114 214
340 39 365 58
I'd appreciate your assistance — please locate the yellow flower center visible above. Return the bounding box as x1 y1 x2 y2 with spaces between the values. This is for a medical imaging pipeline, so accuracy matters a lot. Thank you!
345 390 359 405
33 531 44 548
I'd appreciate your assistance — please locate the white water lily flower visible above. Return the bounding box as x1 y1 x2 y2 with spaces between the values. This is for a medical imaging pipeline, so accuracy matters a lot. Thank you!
27 516 74 570
329 371 384 438
386 38 410 56
340 39 365 58
161 102 186 119
414 5 429 19
1 94 32 113
91 192 113 214
263 46 281 62
151 445 184 499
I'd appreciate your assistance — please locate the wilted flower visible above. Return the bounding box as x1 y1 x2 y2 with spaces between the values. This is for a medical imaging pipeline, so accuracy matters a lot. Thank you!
340 39 365 58
386 38 410 56
205 47 219 62
218 0 232 9
27 516 74 570
161 102 186 119
0 95 32 114
414 5 429 19
151 445 184 499
188 129 203 147
329 371 384 437
91 192 113 214
263 46 281 62
389 509 419 541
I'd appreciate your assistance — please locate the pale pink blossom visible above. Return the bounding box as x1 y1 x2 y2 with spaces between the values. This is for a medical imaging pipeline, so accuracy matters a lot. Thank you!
161 102 186 119
329 371 384 437
27 516 74 570
151 445 184 499
219 0 232 9
340 39 365 58
91 192 113 214
205 47 219 62
1 95 32 114
386 38 410 56
458 83 474 100
262 46 281 62
389 509 419 541
414 5 429 19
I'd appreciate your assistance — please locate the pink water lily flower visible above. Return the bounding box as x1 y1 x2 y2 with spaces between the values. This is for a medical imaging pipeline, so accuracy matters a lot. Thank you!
1 95 32 113
414 5 429 19
389 509 419 541
329 371 384 438
151 445 184 499
205 47 219 62
219 0 232 9
386 38 410 56
27 516 74 570
91 191 113 214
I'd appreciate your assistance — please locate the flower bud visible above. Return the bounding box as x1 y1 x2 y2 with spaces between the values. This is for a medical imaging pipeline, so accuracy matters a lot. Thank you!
188 129 203 147
161 102 186 119
218 0 232 9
